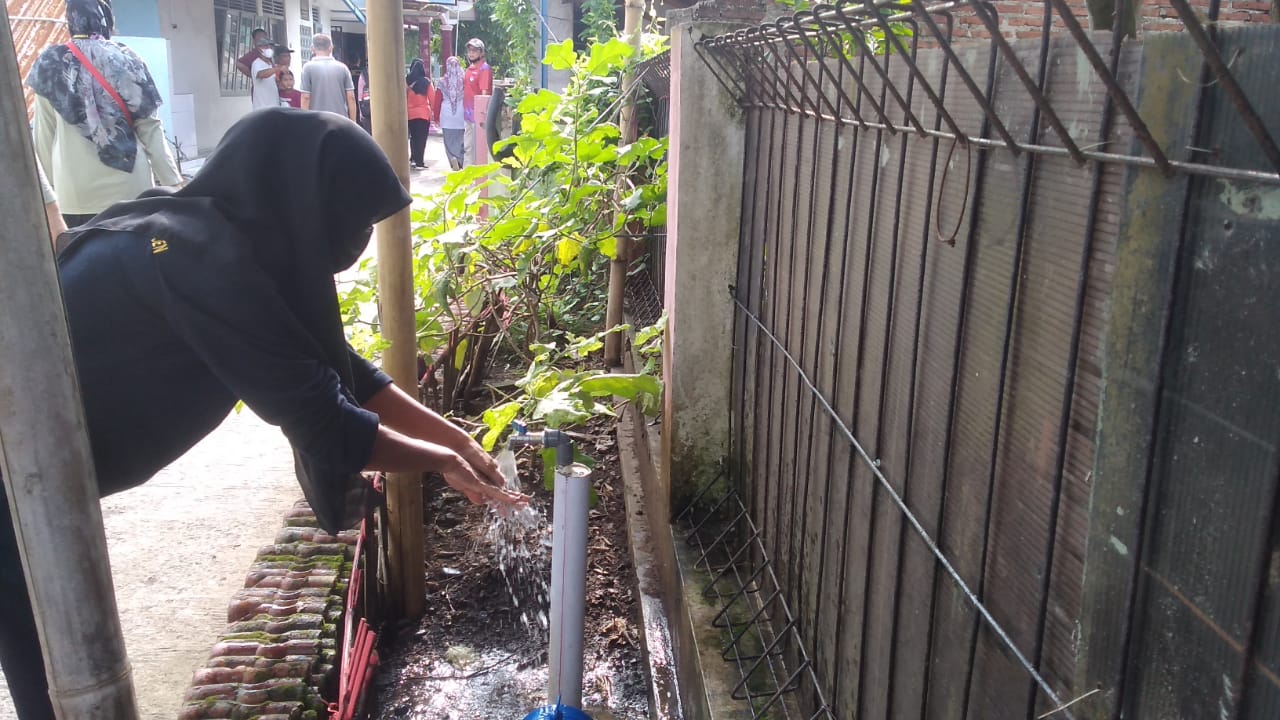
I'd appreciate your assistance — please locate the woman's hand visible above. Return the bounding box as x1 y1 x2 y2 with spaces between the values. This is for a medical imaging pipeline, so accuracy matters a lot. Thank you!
442 451 529 509
461 443 507 489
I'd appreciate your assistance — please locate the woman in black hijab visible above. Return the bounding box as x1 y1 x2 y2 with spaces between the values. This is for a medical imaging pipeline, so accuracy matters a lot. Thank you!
0 109 525 719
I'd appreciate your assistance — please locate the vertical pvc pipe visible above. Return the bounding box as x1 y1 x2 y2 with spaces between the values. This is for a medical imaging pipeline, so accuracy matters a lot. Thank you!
0 6 140 717
548 459 591 708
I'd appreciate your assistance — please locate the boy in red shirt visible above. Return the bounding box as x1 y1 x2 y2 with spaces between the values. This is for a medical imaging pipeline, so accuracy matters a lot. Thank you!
462 38 492 164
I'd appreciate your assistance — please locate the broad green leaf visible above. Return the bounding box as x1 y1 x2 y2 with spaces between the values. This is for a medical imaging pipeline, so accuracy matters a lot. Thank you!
543 39 577 71
586 37 634 76
534 389 592 428
517 89 561 114
453 338 470 371
432 224 477 245
543 448 557 490
576 373 662 402
635 312 668 347
573 447 597 468
481 400 522 451
556 236 583 266
599 236 618 260
489 215 533 245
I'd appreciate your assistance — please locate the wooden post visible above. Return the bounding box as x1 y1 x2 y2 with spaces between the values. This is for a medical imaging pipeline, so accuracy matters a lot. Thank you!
0 7 140 718
603 0 647 366
368 0 425 619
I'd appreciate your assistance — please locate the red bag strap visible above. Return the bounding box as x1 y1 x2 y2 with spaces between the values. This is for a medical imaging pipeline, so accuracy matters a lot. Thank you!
64 42 134 126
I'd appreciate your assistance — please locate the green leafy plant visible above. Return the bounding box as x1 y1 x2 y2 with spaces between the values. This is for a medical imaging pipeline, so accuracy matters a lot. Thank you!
579 0 618 44
489 0 541 90
339 38 668 455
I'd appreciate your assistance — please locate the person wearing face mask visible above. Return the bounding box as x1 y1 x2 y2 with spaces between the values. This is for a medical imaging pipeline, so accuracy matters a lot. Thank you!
0 109 528 719
26 0 182 228
236 27 273 78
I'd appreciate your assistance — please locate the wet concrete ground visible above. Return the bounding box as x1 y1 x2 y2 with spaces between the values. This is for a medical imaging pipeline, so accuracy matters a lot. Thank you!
0 137 453 719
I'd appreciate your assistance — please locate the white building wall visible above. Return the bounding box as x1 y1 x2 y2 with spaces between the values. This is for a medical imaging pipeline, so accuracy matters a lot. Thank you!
284 0 302 69
155 0 246 155
543 0 575 92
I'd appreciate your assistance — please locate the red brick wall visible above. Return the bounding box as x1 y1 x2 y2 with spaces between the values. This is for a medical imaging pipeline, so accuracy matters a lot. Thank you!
942 0 1273 40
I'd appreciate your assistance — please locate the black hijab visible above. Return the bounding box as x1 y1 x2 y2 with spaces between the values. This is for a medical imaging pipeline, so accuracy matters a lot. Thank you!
407 58 429 95
60 108 412 532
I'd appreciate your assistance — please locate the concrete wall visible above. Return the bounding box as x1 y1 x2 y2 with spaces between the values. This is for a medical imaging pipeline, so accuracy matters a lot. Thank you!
661 17 748 506
541 0 575 91
153 0 249 155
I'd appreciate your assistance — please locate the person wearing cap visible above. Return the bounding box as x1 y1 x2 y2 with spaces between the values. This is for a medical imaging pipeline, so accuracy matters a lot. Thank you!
462 38 493 164
236 28 272 79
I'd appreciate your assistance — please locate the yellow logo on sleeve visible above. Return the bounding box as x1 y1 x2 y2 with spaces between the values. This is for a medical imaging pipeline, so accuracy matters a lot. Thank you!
151 238 169 254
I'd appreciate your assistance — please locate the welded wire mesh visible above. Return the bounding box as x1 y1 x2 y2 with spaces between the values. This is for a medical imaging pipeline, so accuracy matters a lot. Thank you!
679 2 1280 719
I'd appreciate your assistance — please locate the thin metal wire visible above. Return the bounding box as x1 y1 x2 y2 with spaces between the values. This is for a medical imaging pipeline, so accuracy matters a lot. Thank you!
732 296 1070 711
696 0 1280 186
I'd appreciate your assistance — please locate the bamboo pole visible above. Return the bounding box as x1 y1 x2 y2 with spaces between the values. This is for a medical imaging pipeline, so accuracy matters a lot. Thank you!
367 0 426 619
604 0 647 366
0 7 139 718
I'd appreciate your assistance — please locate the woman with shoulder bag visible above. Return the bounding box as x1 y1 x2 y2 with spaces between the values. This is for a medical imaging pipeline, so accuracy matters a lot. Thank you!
26 0 183 228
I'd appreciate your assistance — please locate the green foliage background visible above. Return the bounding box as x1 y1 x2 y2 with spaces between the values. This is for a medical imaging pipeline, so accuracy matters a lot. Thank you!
339 37 669 448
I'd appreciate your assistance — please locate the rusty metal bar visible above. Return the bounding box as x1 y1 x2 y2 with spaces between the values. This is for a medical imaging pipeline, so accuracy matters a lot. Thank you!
1167 0 1280 174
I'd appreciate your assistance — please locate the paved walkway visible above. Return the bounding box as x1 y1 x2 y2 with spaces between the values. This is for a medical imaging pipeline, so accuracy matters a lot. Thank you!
0 135 456 719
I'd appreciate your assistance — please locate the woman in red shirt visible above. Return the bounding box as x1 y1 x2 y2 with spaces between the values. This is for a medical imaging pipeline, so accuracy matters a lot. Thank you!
406 58 433 169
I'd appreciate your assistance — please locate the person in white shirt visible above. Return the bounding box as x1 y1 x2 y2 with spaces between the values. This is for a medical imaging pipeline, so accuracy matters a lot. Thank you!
251 45 280 111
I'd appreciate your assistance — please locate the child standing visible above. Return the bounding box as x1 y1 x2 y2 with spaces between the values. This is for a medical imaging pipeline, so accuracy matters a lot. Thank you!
278 69 302 108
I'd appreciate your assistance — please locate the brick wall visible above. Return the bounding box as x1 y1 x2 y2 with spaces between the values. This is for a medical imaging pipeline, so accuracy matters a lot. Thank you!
945 0 1274 40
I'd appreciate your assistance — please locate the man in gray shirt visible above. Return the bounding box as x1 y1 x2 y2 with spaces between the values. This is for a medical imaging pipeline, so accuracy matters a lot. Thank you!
299 34 356 121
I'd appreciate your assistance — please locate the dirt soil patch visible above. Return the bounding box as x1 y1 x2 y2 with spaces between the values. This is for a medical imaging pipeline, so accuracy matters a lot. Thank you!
373 417 648 720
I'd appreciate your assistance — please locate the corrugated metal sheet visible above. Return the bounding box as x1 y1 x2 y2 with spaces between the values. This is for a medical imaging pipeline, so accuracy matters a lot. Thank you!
7 0 68 119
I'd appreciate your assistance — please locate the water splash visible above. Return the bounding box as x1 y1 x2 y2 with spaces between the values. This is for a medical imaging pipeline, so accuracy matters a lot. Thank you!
487 449 551 635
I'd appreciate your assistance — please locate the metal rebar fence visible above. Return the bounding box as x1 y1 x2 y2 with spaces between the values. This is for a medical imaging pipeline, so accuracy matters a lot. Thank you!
625 50 671 333
677 2 1280 719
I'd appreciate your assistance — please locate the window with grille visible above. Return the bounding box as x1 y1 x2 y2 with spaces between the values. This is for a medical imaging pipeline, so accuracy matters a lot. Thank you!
214 0 287 97
300 23 313 61
300 0 310 21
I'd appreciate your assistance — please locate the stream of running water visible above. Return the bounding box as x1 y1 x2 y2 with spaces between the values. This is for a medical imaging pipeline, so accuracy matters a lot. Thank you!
487 449 552 636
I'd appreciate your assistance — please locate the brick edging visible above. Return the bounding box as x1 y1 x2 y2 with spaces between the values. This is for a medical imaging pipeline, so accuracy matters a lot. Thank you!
179 500 358 720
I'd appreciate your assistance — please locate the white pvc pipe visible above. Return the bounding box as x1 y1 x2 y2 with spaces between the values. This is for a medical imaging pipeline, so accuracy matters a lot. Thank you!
548 461 592 708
